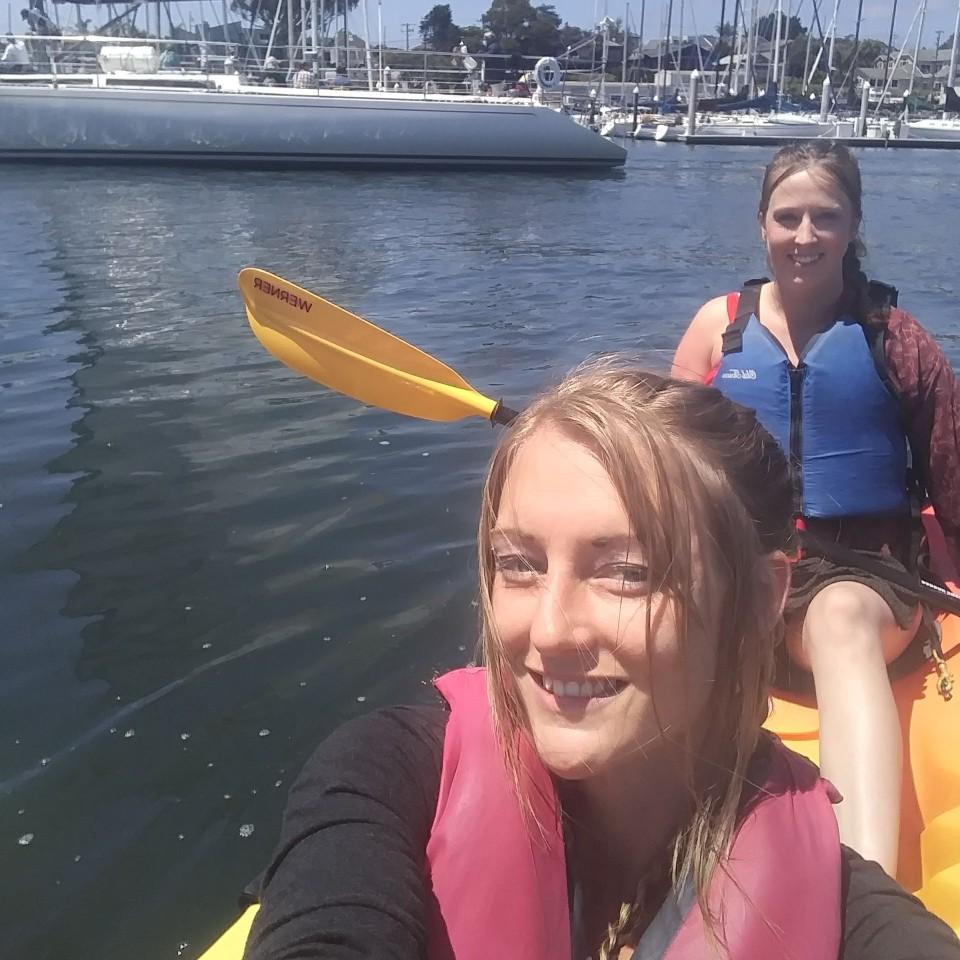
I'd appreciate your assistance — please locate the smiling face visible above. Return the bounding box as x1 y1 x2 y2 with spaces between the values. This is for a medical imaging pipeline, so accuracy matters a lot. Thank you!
490 426 718 781
760 166 858 295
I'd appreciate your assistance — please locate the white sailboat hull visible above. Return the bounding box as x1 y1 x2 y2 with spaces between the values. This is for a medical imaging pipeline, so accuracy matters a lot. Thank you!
906 119 960 141
0 83 627 167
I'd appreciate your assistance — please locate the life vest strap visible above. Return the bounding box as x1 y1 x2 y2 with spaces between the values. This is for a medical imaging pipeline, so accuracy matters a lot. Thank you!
721 278 765 355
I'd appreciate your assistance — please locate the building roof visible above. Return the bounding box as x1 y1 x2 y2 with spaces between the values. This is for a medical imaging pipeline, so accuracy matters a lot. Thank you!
637 35 716 58
857 63 926 83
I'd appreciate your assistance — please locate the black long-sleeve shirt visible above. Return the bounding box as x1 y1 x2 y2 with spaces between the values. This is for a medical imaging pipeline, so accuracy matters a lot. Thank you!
243 705 960 960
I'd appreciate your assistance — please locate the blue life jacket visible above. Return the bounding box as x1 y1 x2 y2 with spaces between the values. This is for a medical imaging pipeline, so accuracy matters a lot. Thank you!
712 282 910 520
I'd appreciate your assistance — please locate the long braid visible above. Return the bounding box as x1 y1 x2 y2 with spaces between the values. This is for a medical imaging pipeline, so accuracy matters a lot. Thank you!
597 902 640 960
841 241 890 330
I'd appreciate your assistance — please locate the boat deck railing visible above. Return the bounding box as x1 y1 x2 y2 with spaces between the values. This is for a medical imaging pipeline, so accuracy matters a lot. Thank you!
0 33 583 106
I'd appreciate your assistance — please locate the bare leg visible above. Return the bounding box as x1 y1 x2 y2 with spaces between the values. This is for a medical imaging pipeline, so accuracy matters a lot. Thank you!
786 581 919 876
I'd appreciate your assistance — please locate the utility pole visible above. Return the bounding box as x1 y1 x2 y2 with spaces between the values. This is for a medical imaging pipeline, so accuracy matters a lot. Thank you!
402 21 414 50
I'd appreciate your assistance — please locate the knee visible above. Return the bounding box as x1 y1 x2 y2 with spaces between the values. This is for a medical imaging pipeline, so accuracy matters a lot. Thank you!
801 582 886 664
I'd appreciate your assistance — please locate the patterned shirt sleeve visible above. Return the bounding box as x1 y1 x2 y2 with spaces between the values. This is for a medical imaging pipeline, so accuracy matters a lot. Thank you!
884 309 960 566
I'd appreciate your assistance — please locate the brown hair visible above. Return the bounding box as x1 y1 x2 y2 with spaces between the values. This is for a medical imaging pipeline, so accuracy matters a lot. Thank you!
758 141 888 329
476 360 795 956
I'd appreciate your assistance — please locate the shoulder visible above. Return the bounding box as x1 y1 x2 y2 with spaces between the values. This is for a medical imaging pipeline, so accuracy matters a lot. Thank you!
672 295 733 381
298 703 448 780
690 294 733 332
884 307 930 341
840 845 960 959
283 703 448 823
881 308 954 386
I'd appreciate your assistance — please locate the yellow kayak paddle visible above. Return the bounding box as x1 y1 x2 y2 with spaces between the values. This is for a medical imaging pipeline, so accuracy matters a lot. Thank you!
237 267 518 426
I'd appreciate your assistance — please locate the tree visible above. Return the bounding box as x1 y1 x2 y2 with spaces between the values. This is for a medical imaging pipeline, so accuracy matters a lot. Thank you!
482 0 562 56
757 13 806 42
852 38 887 67
558 23 590 53
460 25 486 49
419 4 461 51
231 0 359 58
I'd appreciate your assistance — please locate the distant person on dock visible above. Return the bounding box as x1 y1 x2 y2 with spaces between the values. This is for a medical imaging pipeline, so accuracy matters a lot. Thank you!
481 30 505 95
0 34 30 73
159 45 181 70
292 62 313 89
673 141 960 879
241 363 959 959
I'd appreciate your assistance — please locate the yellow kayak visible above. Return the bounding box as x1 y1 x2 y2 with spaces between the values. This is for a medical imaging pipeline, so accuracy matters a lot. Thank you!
767 511 960 936
766 620 960 934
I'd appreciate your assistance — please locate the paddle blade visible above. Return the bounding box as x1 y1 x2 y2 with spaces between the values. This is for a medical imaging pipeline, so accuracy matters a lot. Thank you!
238 268 497 423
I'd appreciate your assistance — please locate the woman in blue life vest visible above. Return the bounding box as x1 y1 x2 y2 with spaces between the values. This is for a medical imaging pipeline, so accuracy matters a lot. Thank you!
672 142 960 878
244 365 960 960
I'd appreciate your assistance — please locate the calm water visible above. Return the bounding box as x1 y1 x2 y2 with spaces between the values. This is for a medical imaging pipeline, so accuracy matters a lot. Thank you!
2 144 959 960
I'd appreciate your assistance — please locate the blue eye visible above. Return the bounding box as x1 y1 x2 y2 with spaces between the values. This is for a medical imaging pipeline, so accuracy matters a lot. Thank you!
600 564 649 593
494 553 539 578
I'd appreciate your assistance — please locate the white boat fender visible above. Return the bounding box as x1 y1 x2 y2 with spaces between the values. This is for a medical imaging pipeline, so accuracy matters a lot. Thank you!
534 57 562 90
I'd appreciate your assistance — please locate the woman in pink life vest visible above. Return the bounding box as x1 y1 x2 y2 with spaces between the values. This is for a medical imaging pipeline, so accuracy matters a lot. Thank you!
244 364 960 960
672 143 960 879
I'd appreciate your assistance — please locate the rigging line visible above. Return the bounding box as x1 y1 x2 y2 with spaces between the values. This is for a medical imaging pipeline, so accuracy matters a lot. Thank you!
872 0 924 116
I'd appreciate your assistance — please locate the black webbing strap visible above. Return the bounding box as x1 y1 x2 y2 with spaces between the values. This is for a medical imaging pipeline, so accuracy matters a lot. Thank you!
867 280 899 310
720 278 766 355
861 281 924 564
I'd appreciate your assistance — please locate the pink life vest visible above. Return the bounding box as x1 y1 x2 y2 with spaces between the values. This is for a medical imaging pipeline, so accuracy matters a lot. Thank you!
425 667 841 960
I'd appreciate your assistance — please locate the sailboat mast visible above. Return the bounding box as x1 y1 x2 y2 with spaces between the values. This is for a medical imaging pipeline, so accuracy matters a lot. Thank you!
731 0 743 91
664 0 674 75
780 0 793 90
621 1 629 98
772 0 783 88
909 0 927 95
948 0 960 91
827 0 841 75
287 0 295 63
677 0 683 71
848 0 864 100
881 0 899 95
743 0 757 96
716 0 726 92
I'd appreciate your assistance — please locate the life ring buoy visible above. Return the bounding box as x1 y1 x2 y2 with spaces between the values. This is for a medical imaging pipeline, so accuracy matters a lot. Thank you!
533 56 561 89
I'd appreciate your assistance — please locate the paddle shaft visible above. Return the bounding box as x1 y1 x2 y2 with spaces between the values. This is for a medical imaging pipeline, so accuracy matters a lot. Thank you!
491 401 520 427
